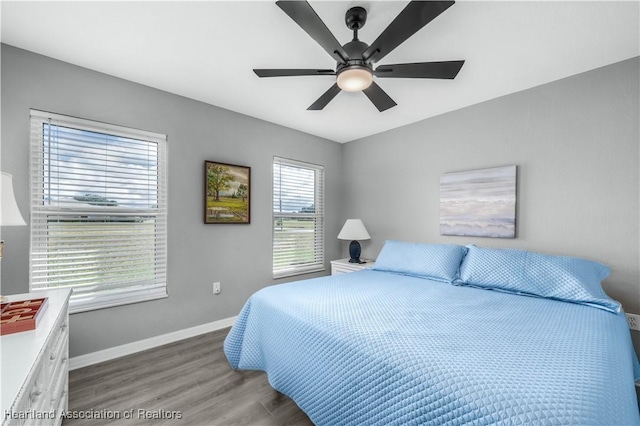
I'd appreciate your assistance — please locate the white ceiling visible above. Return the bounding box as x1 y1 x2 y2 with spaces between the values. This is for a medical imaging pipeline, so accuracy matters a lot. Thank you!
2 1 638 143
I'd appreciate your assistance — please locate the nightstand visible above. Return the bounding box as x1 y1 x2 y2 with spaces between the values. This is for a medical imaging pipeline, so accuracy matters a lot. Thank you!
330 258 375 275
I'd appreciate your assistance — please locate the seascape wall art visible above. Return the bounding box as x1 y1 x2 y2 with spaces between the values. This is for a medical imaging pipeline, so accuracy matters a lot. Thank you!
440 165 517 238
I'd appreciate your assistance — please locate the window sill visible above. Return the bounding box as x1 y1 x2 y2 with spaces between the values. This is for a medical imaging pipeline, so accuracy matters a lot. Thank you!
65 291 168 314
273 266 326 280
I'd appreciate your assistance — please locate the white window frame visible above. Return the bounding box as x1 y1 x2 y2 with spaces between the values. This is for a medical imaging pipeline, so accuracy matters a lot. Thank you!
272 156 325 279
29 110 168 313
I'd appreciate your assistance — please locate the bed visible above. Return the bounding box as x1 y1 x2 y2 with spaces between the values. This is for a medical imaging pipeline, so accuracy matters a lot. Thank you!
224 241 640 425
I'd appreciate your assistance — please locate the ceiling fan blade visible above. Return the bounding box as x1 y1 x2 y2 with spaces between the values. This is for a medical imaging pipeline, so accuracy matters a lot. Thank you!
307 83 341 110
363 1 455 64
374 60 465 79
362 82 397 112
254 69 336 77
276 1 349 63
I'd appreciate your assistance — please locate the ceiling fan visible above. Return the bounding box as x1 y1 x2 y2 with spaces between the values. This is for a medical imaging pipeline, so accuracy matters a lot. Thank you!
254 1 465 112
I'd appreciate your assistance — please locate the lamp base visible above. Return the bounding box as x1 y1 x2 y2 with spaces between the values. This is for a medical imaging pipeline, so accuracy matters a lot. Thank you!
348 240 363 263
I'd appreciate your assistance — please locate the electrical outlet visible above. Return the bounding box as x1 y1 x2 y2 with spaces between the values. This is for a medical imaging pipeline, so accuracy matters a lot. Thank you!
626 313 640 331
213 282 221 295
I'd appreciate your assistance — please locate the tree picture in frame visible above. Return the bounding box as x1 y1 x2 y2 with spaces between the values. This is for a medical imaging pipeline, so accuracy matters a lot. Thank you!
204 161 250 224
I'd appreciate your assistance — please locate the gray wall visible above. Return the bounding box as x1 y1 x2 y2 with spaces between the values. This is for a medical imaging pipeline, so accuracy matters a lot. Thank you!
2 43 638 358
343 57 640 352
0 44 344 357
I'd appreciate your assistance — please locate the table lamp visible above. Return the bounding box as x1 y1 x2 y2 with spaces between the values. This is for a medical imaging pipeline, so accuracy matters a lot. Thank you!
1 172 27 302
338 219 370 264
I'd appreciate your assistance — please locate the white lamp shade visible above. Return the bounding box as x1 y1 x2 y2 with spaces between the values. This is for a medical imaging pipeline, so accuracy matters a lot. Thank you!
337 219 370 241
1 172 27 226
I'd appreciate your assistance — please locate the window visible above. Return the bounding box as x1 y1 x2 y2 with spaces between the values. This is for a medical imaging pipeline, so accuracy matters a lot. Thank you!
273 157 324 278
29 110 167 313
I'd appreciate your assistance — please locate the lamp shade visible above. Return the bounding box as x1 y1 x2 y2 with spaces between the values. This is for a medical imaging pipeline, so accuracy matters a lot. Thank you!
337 219 370 241
336 67 373 92
0 172 27 226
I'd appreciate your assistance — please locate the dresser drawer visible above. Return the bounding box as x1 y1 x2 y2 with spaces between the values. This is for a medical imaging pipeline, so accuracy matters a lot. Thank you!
26 361 48 413
49 365 68 425
49 335 68 396
7 361 48 426
48 315 68 374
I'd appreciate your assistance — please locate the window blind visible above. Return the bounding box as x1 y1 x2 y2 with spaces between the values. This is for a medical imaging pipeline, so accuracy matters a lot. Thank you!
273 157 324 278
29 110 168 313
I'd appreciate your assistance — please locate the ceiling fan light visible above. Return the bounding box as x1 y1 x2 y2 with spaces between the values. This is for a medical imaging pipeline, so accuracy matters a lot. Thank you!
337 67 373 92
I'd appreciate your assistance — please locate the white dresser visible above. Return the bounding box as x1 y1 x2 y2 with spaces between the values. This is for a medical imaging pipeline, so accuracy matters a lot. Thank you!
1 289 71 426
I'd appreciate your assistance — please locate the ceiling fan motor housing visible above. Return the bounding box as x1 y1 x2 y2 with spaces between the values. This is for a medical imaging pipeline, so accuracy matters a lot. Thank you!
337 39 372 72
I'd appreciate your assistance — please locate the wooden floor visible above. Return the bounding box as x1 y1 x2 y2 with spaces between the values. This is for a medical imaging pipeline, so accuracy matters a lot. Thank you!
65 328 313 426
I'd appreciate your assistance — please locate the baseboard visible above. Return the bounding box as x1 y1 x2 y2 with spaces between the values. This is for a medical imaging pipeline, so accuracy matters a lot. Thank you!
69 316 237 371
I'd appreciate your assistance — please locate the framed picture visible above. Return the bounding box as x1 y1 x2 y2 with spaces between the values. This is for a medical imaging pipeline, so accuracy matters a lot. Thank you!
440 165 517 238
204 161 250 224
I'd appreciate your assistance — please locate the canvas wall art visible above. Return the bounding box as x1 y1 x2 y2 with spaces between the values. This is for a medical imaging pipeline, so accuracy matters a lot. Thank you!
440 165 516 238
204 161 250 224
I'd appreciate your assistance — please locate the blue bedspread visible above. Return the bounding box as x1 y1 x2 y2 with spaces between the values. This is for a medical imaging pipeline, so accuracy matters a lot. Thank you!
224 270 640 425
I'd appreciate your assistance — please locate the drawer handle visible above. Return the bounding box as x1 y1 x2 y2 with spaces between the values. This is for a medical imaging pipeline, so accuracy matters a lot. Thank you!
30 388 43 401
51 389 67 405
50 353 68 363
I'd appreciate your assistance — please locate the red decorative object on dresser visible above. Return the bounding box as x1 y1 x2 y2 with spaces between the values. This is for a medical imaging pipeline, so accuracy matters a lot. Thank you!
0 298 48 335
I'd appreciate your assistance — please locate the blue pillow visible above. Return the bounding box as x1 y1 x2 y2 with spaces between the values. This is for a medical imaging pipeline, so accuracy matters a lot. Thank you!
372 241 467 283
456 245 620 312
